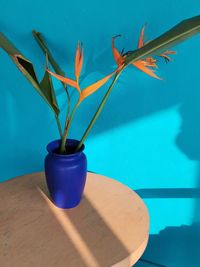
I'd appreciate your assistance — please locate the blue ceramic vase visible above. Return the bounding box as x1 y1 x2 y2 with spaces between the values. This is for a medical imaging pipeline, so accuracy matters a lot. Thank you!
44 139 87 209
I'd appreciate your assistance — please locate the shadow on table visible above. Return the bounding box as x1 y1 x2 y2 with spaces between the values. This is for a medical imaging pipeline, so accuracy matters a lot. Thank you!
36 178 200 267
37 180 139 267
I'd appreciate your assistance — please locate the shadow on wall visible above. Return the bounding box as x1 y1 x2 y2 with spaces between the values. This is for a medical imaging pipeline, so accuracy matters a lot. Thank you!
136 223 200 267
135 185 200 266
70 45 200 141
136 188 200 199
1 17 200 181
135 78 200 266
0 46 199 180
176 80 200 223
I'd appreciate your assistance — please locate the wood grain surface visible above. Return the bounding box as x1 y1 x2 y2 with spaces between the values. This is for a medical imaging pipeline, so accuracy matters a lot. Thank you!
0 172 149 267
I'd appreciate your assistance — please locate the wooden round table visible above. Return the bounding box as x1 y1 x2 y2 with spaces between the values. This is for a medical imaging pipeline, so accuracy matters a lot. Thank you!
0 172 149 267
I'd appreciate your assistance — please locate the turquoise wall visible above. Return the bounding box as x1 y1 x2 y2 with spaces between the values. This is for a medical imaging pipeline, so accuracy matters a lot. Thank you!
1 1 200 266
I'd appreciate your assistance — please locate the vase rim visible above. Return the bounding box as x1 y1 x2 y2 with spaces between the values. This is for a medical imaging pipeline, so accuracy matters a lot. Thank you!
46 139 85 157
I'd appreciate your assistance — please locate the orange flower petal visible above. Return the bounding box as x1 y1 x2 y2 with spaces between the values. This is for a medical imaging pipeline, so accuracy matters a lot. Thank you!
46 69 81 93
145 57 158 68
159 49 176 62
112 36 124 66
160 54 172 61
80 71 115 101
138 25 145 48
132 61 161 80
75 41 83 81
144 40 152 45
163 50 176 55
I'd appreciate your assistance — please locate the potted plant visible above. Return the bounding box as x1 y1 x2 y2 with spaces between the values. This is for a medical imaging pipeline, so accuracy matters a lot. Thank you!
1 15 200 208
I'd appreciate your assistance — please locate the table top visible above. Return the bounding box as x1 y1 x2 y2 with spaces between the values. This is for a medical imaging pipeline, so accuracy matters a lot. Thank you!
0 172 149 267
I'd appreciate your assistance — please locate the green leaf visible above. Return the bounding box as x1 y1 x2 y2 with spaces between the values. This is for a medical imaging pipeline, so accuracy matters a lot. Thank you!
32 30 65 77
40 54 59 114
39 70 59 114
32 30 71 109
125 15 200 65
0 32 59 115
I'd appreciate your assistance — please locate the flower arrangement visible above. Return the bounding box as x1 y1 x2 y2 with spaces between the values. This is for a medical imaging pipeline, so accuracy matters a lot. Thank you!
46 26 176 153
1 15 200 209
1 15 200 154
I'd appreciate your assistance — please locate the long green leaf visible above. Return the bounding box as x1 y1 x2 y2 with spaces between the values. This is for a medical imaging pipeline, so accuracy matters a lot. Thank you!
0 32 59 115
32 30 65 77
32 30 71 117
40 54 59 114
125 15 200 65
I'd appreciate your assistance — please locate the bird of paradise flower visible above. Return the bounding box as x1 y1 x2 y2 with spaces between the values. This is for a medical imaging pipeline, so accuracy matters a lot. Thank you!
47 26 176 152
47 42 117 152
1 15 200 154
112 25 176 79
47 42 116 103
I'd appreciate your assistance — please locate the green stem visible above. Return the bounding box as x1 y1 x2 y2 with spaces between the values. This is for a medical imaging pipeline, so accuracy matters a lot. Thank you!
60 100 81 153
55 114 63 138
76 69 123 151
65 86 71 119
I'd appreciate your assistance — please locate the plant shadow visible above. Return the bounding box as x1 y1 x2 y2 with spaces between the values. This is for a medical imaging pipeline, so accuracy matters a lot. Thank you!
135 79 200 266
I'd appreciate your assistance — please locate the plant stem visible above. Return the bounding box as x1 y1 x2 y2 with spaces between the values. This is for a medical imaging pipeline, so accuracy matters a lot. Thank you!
60 100 81 153
65 87 71 118
60 113 69 153
63 83 71 124
55 114 63 138
76 68 123 151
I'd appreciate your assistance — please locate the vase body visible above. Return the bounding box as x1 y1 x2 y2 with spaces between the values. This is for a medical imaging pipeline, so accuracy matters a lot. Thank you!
44 139 87 209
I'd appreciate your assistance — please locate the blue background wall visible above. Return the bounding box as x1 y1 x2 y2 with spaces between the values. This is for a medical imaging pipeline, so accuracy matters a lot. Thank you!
1 0 200 266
